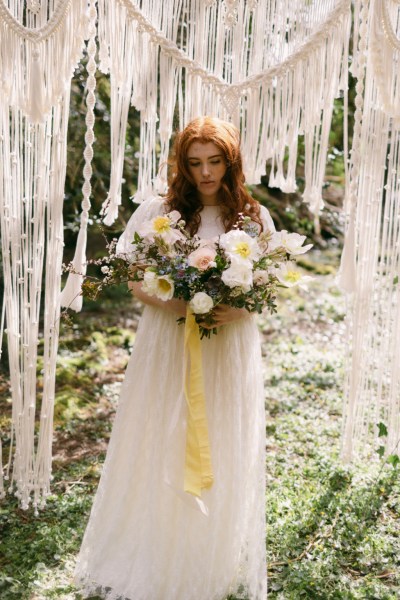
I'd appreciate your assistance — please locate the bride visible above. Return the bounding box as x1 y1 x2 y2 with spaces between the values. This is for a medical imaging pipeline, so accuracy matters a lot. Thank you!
73 116 275 600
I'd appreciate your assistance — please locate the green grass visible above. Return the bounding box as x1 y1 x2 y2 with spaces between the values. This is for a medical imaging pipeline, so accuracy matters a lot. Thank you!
263 262 400 599
0 249 399 599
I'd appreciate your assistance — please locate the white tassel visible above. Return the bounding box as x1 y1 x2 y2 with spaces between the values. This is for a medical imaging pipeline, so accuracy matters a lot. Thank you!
101 195 120 225
60 223 87 312
28 46 45 123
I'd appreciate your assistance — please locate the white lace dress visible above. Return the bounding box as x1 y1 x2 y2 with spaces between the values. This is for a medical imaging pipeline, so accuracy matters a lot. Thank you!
73 197 275 600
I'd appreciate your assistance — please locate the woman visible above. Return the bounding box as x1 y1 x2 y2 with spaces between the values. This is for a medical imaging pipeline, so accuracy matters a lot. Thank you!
73 116 275 600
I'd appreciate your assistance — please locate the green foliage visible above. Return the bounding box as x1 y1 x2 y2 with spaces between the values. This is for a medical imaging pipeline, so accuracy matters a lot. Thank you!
264 261 400 599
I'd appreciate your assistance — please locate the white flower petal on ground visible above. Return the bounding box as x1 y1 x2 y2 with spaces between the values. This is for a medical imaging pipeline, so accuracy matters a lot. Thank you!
269 231 313 255
221 262 253 292
219 230 260 266
274 261 313 288
189 291 214 314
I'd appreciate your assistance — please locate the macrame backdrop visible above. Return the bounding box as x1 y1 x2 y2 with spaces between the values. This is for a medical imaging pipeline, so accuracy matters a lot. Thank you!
97 0 351 226
0 0 90 511
340 0 400 461
1 0 372 511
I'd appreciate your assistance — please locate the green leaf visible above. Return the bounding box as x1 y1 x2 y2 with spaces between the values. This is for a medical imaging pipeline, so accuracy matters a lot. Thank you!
394 275 399 285
376 446 385 458
377 422 388 437
387 454 400 468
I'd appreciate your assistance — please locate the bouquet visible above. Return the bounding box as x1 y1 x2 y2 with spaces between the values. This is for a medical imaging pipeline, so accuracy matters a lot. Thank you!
112 209 313 338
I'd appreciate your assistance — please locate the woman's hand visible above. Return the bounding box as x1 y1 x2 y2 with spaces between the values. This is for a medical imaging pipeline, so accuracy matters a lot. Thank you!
129 280 187 318
199 304 249 329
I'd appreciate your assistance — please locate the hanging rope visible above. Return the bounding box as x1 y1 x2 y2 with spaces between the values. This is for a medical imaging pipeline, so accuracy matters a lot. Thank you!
341 0 400 461
0 0 89 512
61 0 98 311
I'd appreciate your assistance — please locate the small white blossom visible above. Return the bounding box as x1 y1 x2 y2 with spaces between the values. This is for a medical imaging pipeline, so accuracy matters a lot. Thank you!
253 269 270 285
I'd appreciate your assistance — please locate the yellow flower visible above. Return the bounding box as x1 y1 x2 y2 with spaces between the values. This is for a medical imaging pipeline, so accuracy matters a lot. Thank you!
234 242 251 259
158 277 173 294
284 269 301 284
219 230 261 266
153 216 171 234
155 275 174 300
275 261 313 288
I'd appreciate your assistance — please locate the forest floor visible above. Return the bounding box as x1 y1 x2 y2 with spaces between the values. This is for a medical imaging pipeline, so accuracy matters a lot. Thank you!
0 245 399 599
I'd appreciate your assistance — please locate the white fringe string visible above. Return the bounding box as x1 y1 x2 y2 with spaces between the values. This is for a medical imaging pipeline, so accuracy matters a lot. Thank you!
0 0 88 511
97 0 350 221
341 0 400 461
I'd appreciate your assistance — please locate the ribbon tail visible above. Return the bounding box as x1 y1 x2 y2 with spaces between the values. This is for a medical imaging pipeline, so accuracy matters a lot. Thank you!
183 309 214 497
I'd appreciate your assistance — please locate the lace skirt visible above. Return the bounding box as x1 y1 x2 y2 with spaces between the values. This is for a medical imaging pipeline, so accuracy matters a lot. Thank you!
73 305 267 600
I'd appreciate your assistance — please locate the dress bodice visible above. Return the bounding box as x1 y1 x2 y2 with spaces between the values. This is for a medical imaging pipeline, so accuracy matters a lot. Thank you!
197 205 225 239
116 195 275 256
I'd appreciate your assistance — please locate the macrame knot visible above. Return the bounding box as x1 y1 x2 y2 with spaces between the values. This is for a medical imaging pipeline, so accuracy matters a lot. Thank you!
27 0 41 15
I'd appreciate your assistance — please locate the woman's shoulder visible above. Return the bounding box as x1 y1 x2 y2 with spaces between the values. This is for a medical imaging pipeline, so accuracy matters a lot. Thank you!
135 195 168 217
116 196 168 256
257 203 276 233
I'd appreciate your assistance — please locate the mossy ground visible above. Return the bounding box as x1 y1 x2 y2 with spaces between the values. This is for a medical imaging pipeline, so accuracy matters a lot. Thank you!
0 248 399 599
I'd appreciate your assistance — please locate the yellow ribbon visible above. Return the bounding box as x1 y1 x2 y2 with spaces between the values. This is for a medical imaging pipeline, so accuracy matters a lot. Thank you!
183 307 214 497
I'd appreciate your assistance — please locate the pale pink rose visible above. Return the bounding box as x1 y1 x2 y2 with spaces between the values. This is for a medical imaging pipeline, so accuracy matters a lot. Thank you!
187 247 217 271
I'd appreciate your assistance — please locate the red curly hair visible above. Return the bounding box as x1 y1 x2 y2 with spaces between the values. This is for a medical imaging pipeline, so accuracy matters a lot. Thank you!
165 116 263 236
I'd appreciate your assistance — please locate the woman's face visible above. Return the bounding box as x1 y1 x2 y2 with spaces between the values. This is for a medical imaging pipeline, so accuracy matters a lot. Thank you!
187 141 227 205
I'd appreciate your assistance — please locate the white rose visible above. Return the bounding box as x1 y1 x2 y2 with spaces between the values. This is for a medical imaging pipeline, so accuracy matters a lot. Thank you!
253 269 270 285
189 292 214 315
142 270 158 296
221 262 253 292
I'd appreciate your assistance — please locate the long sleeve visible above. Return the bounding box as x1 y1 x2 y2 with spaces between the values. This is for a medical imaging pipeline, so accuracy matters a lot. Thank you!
116 196 167 257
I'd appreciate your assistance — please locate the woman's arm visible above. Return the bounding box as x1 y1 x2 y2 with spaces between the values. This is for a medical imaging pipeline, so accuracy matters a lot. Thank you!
129 280 187 318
